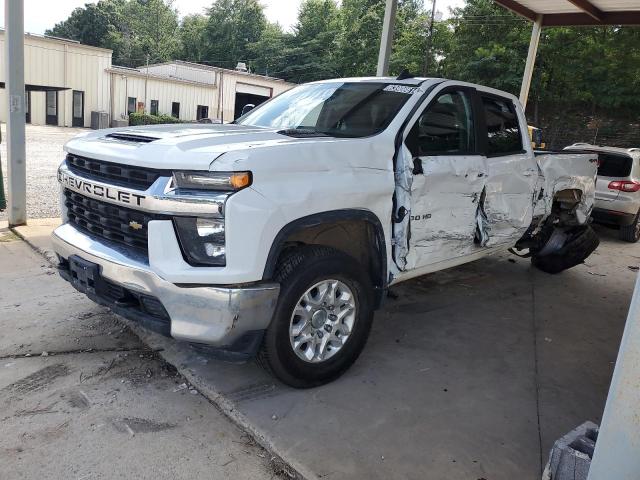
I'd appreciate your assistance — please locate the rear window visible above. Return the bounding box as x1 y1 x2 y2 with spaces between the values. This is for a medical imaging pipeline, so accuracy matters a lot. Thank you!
597 153 633 177
481 96 523 156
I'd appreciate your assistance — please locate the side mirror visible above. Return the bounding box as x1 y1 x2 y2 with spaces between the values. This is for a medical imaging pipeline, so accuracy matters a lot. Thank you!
241 104 255 116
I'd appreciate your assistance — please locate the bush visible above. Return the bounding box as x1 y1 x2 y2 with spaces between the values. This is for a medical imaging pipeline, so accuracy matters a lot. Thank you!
128 112 182 126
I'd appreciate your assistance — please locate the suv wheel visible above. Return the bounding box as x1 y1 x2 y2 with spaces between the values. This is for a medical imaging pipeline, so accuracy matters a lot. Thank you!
257 246 373 388
619 211 640 243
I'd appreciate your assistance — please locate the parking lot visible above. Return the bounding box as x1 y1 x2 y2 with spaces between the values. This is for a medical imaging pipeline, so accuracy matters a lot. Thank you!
1 123 637 479
5 215 634 479
0 125 82 221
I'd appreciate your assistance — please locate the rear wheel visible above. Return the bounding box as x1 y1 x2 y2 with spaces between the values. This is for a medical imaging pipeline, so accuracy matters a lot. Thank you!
257 246 373 388
531 226 599 274
619 211 640 243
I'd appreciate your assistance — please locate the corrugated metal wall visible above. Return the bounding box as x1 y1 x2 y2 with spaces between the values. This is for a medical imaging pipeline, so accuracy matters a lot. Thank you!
0 34 294 129
0 32 112 128
111 73 217 121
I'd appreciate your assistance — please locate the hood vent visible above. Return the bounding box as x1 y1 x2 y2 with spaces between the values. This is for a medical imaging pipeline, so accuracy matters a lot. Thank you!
105 132 159 143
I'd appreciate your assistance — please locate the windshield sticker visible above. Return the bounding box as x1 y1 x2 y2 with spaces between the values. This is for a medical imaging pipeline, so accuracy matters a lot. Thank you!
383 85 417 94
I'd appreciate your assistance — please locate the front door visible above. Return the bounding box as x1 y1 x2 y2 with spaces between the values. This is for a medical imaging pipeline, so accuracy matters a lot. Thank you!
394 87 487 271
72 90 84 127
46 90 58 126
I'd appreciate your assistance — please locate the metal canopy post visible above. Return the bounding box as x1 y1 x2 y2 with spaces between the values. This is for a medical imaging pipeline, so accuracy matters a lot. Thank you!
376 0 398 76
587 272 640 480
519 14 543 109
5 0 27 226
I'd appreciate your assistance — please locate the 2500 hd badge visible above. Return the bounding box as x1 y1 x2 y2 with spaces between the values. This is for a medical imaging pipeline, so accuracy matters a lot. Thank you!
58 170 145 207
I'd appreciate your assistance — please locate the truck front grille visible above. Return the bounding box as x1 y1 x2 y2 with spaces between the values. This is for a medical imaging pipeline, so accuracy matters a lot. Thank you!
64 189 168 253
66 153 171 190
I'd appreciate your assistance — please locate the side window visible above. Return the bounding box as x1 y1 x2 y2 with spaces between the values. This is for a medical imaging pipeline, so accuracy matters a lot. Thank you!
407 90 474 157
481 96 523 156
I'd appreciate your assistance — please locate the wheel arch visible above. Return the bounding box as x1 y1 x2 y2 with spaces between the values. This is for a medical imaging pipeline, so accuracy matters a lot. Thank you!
262 209 388 308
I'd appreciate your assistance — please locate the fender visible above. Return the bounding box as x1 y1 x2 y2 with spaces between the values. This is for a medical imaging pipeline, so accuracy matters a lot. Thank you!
262 209 388 308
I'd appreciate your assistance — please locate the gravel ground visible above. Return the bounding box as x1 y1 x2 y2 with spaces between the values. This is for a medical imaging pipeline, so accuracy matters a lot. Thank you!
0 124 83 221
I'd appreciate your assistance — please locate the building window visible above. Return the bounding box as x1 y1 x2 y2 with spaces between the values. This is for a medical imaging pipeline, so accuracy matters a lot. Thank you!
127 97 137 115
171 102 180 118
150 100 159 116
196 105 209 120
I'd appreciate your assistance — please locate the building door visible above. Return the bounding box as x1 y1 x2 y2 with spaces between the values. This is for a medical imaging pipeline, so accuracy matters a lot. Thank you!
150 100 159 116
72 90 84 127
46 90 58 126
196 105 209 120
171 102 180 118
25 91 31 124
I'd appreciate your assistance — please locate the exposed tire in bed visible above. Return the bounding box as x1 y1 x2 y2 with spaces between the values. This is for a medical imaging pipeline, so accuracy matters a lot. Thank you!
619 211 640 243
531 226 599 274
257 245 374 388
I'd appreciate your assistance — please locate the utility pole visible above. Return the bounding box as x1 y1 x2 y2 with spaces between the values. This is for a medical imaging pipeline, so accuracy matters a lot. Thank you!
5 0 26 226
144 54 150 114
423 0 437 77
376 0 398 76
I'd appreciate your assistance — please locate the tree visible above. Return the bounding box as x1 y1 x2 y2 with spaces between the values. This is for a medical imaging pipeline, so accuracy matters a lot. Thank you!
204 0 267 69
178 14 209 62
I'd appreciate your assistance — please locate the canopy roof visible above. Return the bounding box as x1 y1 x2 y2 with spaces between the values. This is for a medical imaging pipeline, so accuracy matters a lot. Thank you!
495 0 640 26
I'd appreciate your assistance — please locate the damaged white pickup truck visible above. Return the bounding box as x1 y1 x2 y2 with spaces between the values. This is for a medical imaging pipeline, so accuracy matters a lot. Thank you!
52 77 598 387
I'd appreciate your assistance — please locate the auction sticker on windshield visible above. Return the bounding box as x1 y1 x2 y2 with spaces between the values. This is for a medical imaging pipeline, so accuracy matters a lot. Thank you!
383 85 417 94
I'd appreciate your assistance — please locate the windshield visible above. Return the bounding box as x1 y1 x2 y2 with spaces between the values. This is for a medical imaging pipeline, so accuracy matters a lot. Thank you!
236 82 416 138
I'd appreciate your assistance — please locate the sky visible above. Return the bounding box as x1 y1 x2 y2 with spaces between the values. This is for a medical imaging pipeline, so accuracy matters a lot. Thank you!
0 0 466 35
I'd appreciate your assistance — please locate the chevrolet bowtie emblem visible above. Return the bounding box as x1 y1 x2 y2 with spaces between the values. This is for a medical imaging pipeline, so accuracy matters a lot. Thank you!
129 220 143 230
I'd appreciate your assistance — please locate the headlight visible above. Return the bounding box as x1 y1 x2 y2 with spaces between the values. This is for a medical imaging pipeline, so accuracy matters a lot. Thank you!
174 217 226 266
172 171 252 191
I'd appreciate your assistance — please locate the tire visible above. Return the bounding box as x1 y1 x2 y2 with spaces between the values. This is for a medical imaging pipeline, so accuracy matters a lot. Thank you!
619 211 640 243
531 226 599 274
257 246 374 388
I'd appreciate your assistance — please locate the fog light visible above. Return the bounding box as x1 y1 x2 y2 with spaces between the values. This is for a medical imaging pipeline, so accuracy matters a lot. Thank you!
173 217 226 266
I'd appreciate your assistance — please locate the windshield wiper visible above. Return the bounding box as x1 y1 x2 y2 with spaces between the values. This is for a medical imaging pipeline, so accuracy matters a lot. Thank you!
277 128 331 138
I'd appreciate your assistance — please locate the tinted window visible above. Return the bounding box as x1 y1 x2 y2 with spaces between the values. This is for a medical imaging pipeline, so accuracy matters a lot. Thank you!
127 97 136 115
150 100 159 116
482 96 523 155
237 82 414 138
407 91 474 156
171 102 180 118
597 153 633 177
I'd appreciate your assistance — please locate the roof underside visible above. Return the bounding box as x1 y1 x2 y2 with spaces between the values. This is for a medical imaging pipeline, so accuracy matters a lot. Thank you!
494 0 640 25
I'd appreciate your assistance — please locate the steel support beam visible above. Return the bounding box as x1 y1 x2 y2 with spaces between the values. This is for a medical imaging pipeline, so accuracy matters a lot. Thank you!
376 0 398 77
519 14 542 110
5 0 27 226
587 271 640 480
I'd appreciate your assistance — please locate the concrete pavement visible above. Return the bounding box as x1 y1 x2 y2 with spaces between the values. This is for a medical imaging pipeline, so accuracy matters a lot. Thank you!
5 219 637 479
0 227 288 480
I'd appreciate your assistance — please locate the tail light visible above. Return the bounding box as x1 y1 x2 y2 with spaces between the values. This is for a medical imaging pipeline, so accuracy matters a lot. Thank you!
608 180 640 192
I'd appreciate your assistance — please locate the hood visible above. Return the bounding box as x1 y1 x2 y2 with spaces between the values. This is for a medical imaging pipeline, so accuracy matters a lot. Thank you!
64 123 326 170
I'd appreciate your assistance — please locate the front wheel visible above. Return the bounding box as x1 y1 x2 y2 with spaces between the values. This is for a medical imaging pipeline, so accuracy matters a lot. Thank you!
257 246 374 388
531 226 599 274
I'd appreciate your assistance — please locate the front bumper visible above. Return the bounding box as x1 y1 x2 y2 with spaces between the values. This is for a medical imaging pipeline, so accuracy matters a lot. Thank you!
52 223 279 356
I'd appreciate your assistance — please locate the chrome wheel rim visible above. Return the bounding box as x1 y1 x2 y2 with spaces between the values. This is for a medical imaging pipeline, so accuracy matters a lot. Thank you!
289 279 357 363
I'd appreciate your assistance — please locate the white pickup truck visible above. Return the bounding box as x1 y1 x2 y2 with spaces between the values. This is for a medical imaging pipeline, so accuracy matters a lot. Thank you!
53 77 598 387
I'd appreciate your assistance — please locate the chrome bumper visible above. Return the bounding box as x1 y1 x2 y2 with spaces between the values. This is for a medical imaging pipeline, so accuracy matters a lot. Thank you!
52 223 280 348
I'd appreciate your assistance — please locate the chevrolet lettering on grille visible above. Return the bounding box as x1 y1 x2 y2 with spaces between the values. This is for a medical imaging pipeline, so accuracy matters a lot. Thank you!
58 170 146 207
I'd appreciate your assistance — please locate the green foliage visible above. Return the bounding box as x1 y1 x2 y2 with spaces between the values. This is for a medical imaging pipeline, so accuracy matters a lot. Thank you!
204 0 267 69
47 0 640 140
128 112 182 125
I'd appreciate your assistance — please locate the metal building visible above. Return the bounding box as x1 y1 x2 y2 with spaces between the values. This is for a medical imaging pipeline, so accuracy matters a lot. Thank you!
0 31 294 128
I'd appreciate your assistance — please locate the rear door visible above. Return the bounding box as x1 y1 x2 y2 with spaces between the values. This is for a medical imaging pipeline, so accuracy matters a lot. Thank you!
395 86 488 270
476 93 538 246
